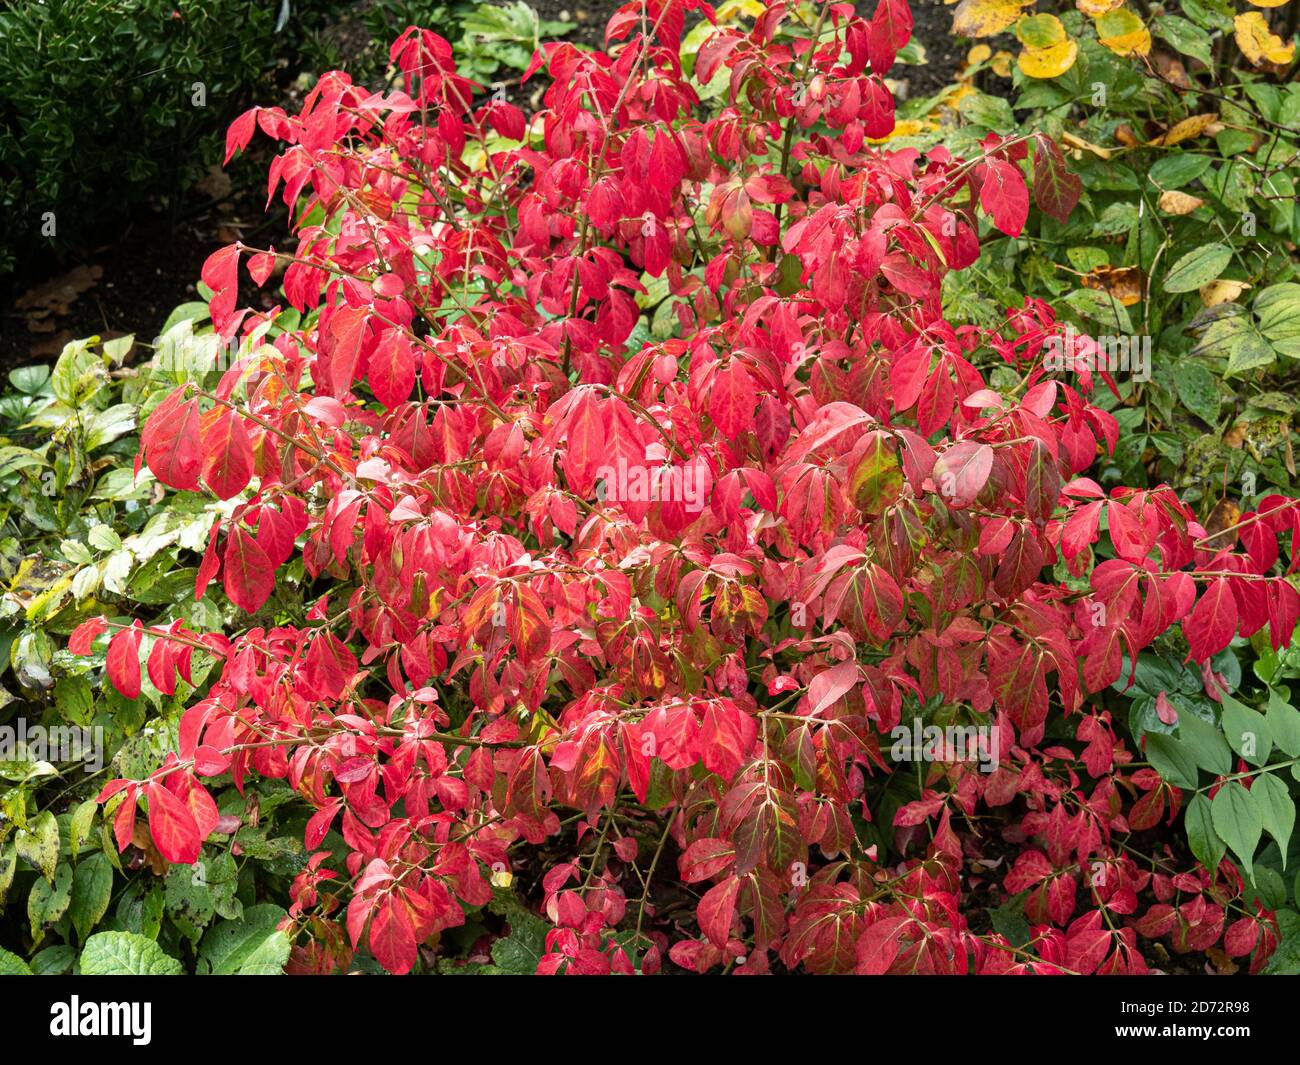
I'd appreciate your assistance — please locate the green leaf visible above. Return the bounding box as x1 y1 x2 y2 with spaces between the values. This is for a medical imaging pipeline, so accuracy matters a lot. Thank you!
1224 323 1277 377
1254 284 1300 359
1146 732 1200 789
197 904 290 975
1090 202 1141 238
1221 693 1272 767
0 840 16 902
1152 15 1214 67
1163 242 1232 293
1267 689 1300 758
1263 909 1300 974
28 862 73 941
80 932 184 975
30 945 76 975
50 339 106 407
15 810 59 881
958 92 1016 133
1212 781 1263 877
70 853 113 942
1186 793 1226 873
0 947 33 975
9 365 50 395
1252 774 1295 870
1173 361 1220 424
69 799 98 852
490 910 549 975
1179 713 1233 776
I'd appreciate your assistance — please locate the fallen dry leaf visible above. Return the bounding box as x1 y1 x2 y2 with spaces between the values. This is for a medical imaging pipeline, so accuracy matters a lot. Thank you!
15 264 103 332
1203 498 1242 551
1157 190 1205 215
1150 113 1218 147
1080 264 1144 306
1061 130 1112 159
1199 279 1250 306
1114 124 1140 147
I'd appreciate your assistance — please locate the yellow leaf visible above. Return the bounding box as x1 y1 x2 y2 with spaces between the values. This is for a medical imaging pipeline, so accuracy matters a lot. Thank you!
1095 8 1152 56
1200 280 1251 307
1246 0 1290 6
1235 12 1297 65
952 0 1034 38
1150 113 1219 146
1061 131 1113 159
1018 39 1079 77
940 82 978 112
1076 0 1124 13
990 50 1015 76
715 0 765 20
866 118 931 144
966 43 993 64
1157 190 1205 215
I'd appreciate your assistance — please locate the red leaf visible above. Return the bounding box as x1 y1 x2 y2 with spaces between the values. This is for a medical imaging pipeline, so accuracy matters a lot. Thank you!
508 584 551 665
695 700 756 780
113 790 138 853
979 159 1029 238
143 388 203 491
201 245 240 329
320 306 370 398
855 913 911 974
866 0 913 76
196 521 222 600
200 407 254 499
224 108 257 164
808 659 860 716
145 780 202 864
710 362 757 440
369 331 416 409
1223 917 1260 957
1032 135 1082 225
247 248 276 286
1184 577 1238 662
933 441 993 508
369 894 418 974
562 389 605 495
106 622 143 699
302 632 359 700
223 526 275 613
697 875 741 948
69 616 107 655
679 838 736 883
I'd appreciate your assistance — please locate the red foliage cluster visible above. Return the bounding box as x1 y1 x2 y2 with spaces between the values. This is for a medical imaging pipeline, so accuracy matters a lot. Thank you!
73 0 1300 974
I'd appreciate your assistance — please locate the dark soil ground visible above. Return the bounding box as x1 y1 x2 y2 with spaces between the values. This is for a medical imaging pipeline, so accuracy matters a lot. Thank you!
0 0 967 373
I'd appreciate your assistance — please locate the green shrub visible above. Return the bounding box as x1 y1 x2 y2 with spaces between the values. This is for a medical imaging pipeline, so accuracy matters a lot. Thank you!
0 0 340 274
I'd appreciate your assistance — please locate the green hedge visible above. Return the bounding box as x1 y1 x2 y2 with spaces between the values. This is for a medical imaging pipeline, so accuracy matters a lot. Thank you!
0 0 340 275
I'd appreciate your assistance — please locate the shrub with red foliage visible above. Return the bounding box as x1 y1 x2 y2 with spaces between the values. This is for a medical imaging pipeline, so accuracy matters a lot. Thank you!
72 0 1300 974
